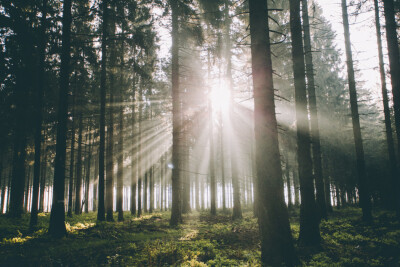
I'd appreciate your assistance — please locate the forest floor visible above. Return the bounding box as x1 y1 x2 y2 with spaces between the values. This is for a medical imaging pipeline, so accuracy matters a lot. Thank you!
0 207 399 266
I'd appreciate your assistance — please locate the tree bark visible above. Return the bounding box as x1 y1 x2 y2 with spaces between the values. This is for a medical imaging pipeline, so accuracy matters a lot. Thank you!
97 0 108 222
301 0 327 220
249 0 296 264
383 0 400 217
67 88 76 217
170 0 182 226
75 104 83 214
290 0 321 245
49 0 72 238
30 0 47 228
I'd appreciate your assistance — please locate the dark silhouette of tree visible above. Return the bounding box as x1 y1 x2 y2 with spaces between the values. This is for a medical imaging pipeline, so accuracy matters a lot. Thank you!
49 0 72 238
249 0 296 265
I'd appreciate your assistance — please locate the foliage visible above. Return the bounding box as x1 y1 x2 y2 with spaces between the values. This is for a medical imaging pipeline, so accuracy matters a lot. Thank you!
0 208 399 266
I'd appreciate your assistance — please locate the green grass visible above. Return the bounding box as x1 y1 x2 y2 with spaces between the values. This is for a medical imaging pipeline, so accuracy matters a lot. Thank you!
0 207 399 266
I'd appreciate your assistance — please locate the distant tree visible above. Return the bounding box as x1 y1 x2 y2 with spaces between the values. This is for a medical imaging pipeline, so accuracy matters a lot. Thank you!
341 0 372 222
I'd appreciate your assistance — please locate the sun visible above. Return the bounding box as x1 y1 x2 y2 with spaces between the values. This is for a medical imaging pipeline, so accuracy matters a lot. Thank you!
210 80 231 113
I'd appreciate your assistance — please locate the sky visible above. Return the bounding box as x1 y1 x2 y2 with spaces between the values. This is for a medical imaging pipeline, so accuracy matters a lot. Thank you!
316 0 387 105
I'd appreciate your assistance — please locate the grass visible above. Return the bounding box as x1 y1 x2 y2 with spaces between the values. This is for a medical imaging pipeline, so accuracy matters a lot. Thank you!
0 207 399 266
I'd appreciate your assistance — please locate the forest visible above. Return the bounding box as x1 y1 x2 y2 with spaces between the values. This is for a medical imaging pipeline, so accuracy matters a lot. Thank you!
0 0 400 266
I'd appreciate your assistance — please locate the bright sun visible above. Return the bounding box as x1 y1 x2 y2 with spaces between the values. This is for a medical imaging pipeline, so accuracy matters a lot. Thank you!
210 80 231 113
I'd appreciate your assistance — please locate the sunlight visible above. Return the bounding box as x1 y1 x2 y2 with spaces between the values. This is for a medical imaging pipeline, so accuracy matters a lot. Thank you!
210 80 231 114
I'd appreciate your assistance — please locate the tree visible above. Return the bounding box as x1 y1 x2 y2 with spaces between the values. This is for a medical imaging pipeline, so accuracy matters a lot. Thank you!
97 0 109 222
383 0 400 217
30 0 47 229
49 0 72 238
341 0 372 222
301 0 327 220
170 0 182 226
289 0 321 246
249 0 296 265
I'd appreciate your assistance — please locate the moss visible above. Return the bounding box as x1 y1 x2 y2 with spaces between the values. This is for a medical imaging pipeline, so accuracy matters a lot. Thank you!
0 208 399 266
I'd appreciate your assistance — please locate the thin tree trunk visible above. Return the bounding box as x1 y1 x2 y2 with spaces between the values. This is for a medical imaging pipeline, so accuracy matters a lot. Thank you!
67 89 76 217
24 165 31 211
75 105 83 215
290 0 320 246
106 16 116 221
84 119 92 213
97 0 108 222
249 0 296 264
49 0 72 238
341 0 372 222
30 0 47 228
117 38 124 222
302 0 327 220
39 131 47 213
137 86 143 217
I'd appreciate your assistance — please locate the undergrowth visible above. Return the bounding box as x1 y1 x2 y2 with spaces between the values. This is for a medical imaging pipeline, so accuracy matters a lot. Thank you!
0 207 399 266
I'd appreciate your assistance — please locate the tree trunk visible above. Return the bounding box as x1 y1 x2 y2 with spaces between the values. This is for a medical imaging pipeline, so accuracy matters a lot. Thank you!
117 39 124 222
49 0 72 238
290 0 321 246
75 106 83 215
374 0 397 211
341 0 372 222
301 0 327 220
383 0 400 217
97 0 108 222
39 131 47 213
30 0 47 228
249 0 296 265
170 0 182 226
137 86 143 217
84 119 92 213
67 88 76 217
106 15 116 221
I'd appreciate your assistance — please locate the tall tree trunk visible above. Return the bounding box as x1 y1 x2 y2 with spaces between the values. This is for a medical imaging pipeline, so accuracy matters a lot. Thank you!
383 0 400 217
75 105 83 215
374 0 397 211
341 0 372 222
249 0 296 264
24 165 31 211
39 130 47 213
302 0 327 220
30 0 47 228
106 15 116 221
170 0 182 226
97 0 108 222
49 0 72 238
84 119 92 213
208 99 216 215
149 166 154 213
290 0 321 245
137 86 143 217
67 88 76 217
219 112 226 211
117 39 124 222
130 104 136 216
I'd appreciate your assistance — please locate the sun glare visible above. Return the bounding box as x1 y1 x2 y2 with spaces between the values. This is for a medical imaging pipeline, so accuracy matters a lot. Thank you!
210 81 231 113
